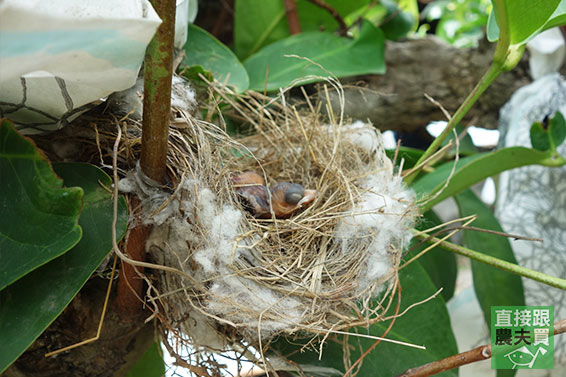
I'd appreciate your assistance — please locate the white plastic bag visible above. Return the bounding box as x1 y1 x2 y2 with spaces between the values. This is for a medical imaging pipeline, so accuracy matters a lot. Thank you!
0 0 164 134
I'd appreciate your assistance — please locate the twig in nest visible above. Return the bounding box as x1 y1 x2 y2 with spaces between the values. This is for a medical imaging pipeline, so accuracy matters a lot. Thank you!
400 215 476 271
305 0 348 35
395 318 566 377
343 281 403 377
424 93 451 122
161 328 213 377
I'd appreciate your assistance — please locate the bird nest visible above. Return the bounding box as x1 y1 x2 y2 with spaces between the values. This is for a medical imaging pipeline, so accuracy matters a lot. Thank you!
121 80 418 361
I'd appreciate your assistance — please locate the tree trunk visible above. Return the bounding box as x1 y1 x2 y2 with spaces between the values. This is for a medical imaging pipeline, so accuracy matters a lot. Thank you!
323 36 533 131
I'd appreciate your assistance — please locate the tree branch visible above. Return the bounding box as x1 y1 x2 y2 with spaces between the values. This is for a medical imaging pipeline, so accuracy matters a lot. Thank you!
282 0 301 35
305 0 348 35
140 0 176 183
323 37 532 133
414 231 566 290
396 318 566 377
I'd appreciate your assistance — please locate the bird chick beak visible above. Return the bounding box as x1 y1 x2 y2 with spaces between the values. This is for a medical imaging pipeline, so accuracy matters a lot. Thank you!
297 189 319 207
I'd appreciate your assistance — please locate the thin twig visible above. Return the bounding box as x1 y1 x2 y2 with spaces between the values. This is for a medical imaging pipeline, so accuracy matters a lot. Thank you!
347 0 379 31
283 0 301 34
305 0 348 35
405 62 503 184
343 282 402 377
396 318 566 377
457 225 543 242
45 255 118 357
414 231 566 290
424 93 451 121
161 328 213 377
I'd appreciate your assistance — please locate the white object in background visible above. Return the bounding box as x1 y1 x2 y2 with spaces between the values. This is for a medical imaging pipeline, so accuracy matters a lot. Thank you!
527 27 566 80
175 0 198 50
426 121 500 148
0 0 162 134
495 73 566 373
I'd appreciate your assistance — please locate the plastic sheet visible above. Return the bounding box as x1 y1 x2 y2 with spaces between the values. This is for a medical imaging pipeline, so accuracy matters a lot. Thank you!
0 0 196 134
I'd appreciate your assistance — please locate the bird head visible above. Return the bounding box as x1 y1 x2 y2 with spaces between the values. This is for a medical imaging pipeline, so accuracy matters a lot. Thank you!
270 182 319 218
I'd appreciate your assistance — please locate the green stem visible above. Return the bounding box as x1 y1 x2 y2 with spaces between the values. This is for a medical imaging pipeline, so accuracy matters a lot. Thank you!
541 154 566 167
414 232 566 291
404 62 504 185
140 0 176 184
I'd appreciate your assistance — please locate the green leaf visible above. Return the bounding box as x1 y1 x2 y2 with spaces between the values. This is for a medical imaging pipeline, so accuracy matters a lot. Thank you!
398 0 419 31
385 146 423 169
0 120 83 291
486 9 499 42
549 111 566 148
274 260 457 376
529 111 566 151
0 163 128 374
380 0 416 40
234 0 369 60
182 24 249 92
454 190 524 327
540 0 566 31
296 0 368 34
410 210 458 302
412 147 552 212
234 0 288 60
126 342 165 377
489 0 561 45
244 20 385 92
530 121 552 151
180 65 215 87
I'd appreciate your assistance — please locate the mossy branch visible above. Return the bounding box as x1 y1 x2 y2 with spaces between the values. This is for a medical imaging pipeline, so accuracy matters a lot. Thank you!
140 0 177 183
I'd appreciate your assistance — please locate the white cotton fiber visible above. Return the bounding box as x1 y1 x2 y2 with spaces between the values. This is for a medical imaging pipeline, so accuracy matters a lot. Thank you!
334 163 416 295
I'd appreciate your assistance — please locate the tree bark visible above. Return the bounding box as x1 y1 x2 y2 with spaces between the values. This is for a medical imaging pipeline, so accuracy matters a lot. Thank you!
323 36 533 131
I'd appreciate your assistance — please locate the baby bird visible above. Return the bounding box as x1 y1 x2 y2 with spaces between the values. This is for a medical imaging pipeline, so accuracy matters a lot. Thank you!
268 182 318 219
231 171 265 186
231 172 318 219
231 171 270 218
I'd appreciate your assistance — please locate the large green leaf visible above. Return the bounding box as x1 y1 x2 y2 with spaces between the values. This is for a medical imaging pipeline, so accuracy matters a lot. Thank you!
244 20 385 92
454 190 524 328
234 0 287 60
540 0 566 31
182 24 249 92
234 0 369 60
126 342 165 377
410 210 458 302
0 120 83 291
274 260 458 376
412 147 552 212
488 0 561 44
0 163 128 373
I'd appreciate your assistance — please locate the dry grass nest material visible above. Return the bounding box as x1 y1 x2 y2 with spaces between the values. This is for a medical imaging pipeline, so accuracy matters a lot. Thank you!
120 81 418 353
